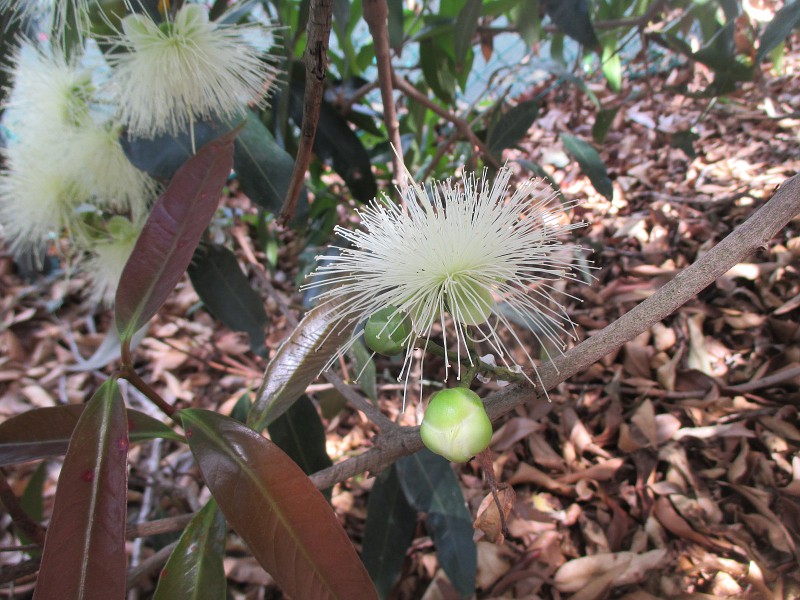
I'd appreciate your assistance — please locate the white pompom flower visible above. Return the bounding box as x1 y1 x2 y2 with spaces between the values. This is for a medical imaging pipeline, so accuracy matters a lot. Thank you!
106 3 281 138
81 216 141 306
304 167 589 391
0 0 91 42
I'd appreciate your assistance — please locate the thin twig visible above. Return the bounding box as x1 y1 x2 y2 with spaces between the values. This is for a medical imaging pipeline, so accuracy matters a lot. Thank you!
0 557 40 586
392 74 501 169
279 0 333 225
126 541 178 591
0 470 46 547
307 175 800 488
119 366 176 419
363 0 407 194
125 513 194 540
324 371 397 431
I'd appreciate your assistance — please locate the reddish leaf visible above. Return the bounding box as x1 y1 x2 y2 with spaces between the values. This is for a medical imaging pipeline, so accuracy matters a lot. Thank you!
180 409 378 600
0 405 181 466
153 499 227 600
115 128 239 342
33 379 128 600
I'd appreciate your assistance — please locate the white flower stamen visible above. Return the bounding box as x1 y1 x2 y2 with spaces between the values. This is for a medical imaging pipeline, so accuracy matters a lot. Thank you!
303 166 590 395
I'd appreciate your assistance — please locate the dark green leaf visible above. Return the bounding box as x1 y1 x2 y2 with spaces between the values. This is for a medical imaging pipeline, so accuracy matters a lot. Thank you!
560 133 613 200
487 100 539 157
234 110 295 214
115 127 239 342
362 466 417 599
757 1 800 63
592 106 620 144
247 299 354 431
350 340 377 401
120 119 235 181
454 0 481 67
229 393 252 424
542 0 599 48
181 409 378 600
34 379 128 600
288 82 377 202
388 0 404 49
153 499 227 600
0 405 181 466
267 395 333 479
18 461 47 554
396 450 476 597
669 129 699 159
188 244 268 354
420 38 456 104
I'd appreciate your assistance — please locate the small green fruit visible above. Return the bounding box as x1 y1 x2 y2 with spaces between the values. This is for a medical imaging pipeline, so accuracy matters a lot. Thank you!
448 276 494 326
364 306 413 356
420 388 493 462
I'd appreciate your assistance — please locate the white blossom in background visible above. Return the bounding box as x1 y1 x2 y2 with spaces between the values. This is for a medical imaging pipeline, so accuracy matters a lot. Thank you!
82 216 141 306
304 167 589 389
0 0 91 42
106 3 281 138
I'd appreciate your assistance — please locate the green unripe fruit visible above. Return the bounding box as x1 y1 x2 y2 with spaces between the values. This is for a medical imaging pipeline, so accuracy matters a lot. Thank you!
420 388 493 463
448 276 494 326
364 306 413 356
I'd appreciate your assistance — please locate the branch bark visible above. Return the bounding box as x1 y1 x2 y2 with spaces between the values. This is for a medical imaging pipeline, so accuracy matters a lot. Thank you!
309 174 800 490
279 0 333 225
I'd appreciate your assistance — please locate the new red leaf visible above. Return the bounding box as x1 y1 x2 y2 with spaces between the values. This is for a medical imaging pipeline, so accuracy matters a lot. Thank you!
180 409 378 600
33 379 129 600
115 128 239 342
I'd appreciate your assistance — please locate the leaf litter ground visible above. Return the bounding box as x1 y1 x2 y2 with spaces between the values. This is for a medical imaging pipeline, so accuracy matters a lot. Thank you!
2 43 800 600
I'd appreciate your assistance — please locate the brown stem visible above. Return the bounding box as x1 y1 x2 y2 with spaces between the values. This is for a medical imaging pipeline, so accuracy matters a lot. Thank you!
125 513 194 539
0 470 46 547
363 0 407 193
307 174 800 489
279 0 333 225
126 540 178 591
477 449 508 538
392 74 501 169
119 366 176 419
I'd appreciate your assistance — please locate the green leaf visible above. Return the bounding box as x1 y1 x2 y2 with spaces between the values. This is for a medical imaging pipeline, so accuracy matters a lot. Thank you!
560 133 614 200
396 450 476 597
454 0 481 67
267 395 333 480
18 461 47 555
153 499 227 600
115 127 239 342
234 110 295 214
362 466 417 598
601 43 621 92
757 1 800 63
0 405 181 466
420 38 456 104
387 0 404 49
120 119 234 181
188 244 268 354
34 379 128 600
487 100 539 157
247 300 354 431
592 105 619 144
541 0 599 48
350 340 377 401
181 409 378 600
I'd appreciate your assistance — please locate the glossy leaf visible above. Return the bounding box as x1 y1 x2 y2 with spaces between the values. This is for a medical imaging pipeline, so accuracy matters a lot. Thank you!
153 499 227 600
120 118 234 181
267 395 333 478
180 409 378 600
188 244 268 354
560 133 614 201
362 466 417 599
487 100 539 157
115 127 239 342
396 450 476 597
247 299 353 431
18 461 47 554
0 405 181 466
454 0 481 67
233 110 295 214
420 37 456 104
757 1 800 63
33 379 128 600
541 0 599 48
592 106 620 145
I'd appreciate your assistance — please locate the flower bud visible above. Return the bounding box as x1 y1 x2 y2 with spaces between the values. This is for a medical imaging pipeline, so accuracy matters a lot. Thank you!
420 388 492 462
364 306 413 356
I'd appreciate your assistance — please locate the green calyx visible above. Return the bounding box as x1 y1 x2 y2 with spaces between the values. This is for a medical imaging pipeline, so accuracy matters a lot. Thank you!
364 306 413 356
420 388 492 463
